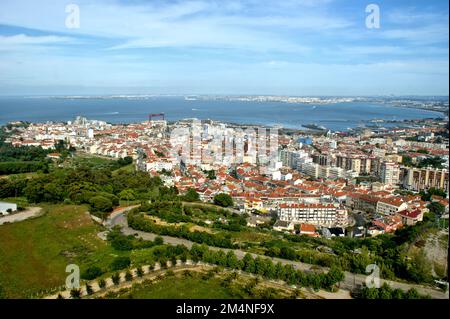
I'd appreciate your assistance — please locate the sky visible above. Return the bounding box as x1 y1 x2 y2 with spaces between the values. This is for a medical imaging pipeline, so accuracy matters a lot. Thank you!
0 0 448 96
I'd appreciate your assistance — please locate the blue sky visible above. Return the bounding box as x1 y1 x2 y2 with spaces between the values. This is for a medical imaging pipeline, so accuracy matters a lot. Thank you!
0 0 448 96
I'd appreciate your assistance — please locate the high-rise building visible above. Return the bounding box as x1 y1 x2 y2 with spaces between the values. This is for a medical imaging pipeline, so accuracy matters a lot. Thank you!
380 162 400 186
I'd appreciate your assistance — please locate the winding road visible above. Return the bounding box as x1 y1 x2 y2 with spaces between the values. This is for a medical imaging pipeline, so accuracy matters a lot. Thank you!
105 206 449 299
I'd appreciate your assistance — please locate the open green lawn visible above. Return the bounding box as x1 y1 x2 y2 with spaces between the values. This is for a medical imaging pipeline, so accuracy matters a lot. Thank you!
0 204 125 298
109 275 236 299
112 164 135 175
104 270 295 299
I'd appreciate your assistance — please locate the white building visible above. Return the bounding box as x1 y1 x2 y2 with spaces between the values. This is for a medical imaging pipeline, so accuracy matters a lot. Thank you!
0 202 18 215
380 162 400 186
278 203 347 226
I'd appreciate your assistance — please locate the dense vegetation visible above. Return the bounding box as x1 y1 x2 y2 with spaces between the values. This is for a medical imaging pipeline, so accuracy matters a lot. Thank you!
125 196 444 285
0 156 161 218
213 193 234 207
127 210 234 248
0 126 52 174
358 284 430 299
402 154 446 169
274 210 442 285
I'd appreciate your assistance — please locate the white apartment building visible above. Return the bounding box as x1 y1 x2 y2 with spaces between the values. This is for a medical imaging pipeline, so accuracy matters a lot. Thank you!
278 203 347 226
376 197 408 215
380 162 400 186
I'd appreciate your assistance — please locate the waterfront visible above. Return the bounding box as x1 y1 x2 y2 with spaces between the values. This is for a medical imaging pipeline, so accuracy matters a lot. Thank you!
0 96 443 131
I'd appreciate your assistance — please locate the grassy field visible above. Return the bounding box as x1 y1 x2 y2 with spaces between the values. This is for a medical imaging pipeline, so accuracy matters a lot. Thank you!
108 274 236 299
103 270 296 299
0 204 125 298
112 164 135 175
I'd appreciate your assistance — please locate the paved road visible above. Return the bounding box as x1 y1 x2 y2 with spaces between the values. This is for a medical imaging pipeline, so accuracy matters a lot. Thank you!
106 207 449 299
0 207 42 225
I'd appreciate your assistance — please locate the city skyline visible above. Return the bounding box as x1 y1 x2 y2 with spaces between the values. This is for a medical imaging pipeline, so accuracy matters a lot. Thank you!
0 0 448 96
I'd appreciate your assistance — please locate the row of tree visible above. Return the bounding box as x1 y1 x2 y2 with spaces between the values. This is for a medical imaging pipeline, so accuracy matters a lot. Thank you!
358 284 430 299
127 210 234 248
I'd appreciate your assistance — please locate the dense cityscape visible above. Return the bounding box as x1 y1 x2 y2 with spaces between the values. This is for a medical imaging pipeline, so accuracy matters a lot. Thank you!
1 107 448 299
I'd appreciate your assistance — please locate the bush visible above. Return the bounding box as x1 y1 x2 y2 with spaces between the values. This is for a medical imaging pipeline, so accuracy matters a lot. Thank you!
89 195 113 213
136 266 144 277
82 266 104 280
110 257 131 271
125 270 133 282
111 273 121 285
98 279 106 289
154 236 164 246
213 193 234 207
70 288 82 299
85 284 93 295
110 235 134 251
182 188 200 202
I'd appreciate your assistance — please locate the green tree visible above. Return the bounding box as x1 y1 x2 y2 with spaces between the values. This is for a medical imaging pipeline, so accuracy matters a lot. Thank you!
405 288 420 299
226 251 239 269
154 236 164 245
98 279 106 289
427 201 445 215
89 195 113 213
136 266 144 277
85 283 93 295
119 189 136 204
70 288 82 299
362 287 379 299
82 266 104 280
243 253 255 273
378 283 393 299
406 252 433 283
213 193 234 207
182 188 200 202
111 273 121 285
125 270 133 281
110 256 131 271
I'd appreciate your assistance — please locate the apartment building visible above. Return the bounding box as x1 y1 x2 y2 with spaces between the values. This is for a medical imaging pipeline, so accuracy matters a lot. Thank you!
401 167 449 193
380 162 400 186
278 203 347 226
376 197 408 215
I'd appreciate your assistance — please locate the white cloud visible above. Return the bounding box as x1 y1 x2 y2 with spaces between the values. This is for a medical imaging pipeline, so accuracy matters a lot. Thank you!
0 0 348 53
0 34 73 51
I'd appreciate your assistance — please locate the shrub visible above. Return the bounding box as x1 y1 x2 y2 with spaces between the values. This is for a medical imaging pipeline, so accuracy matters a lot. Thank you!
85 284 93 295
81 266 104 280
89 195 113 213
98 279 106 289
110 257 131 271
70 288 82 299
182 188 199 202
111 273 121 285
125 271 133 282
154 236 164 245
213 193 233 207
